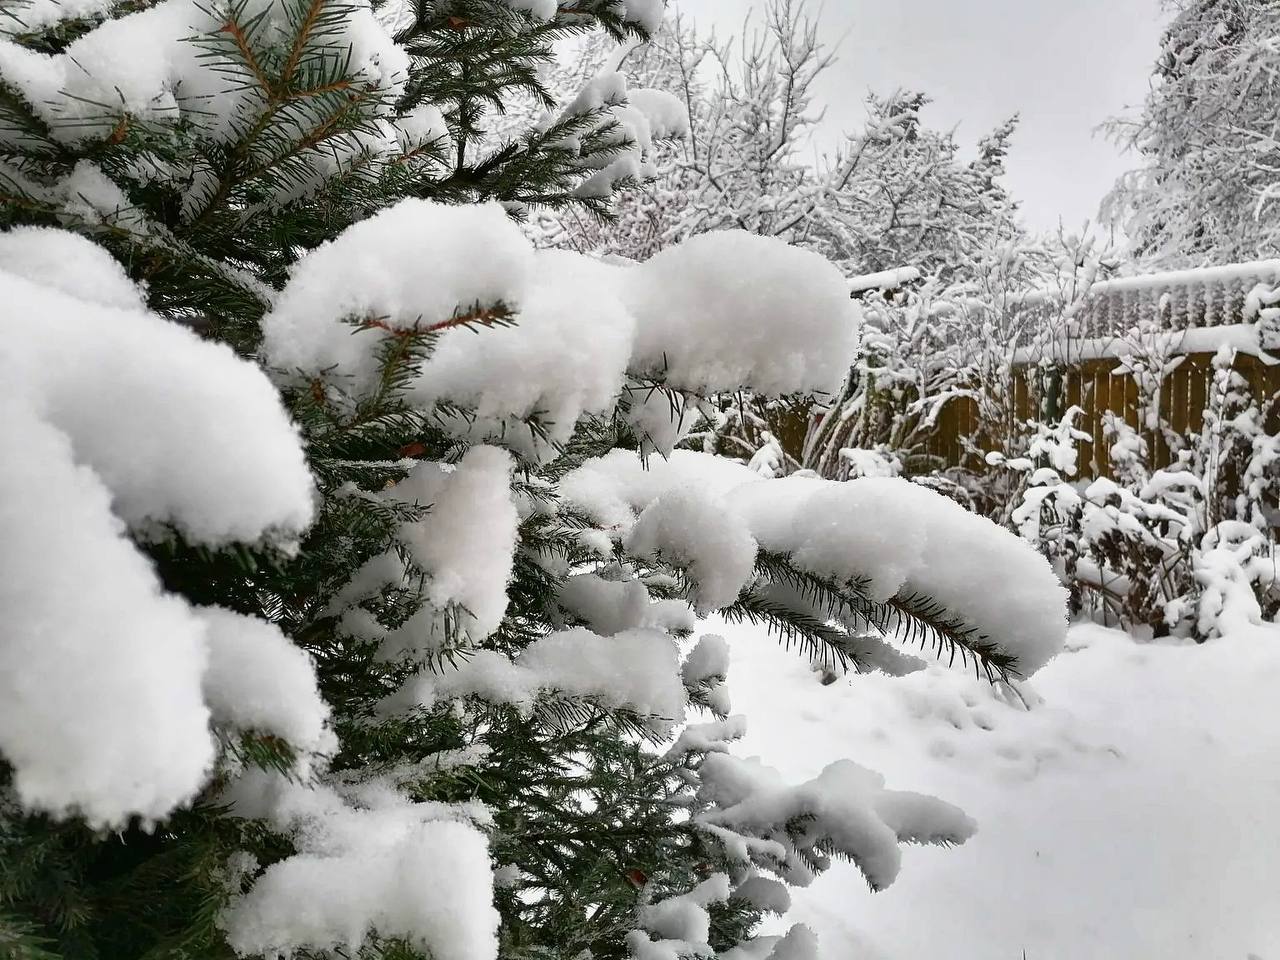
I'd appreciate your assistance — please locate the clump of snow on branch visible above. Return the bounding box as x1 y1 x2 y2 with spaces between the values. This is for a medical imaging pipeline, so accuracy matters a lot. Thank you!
679 633 734 716
263 201 534 399
665 716 747 763
1 402 216 827
563 452 1068 678
620 231 858 395
411 249 634 456
220 770 499 960
721 924 820 960
326 447 519 662
549 69 689 199
264 200 855 459
557 573 655 636
386 447 518 649
199 607 335 756
559 449 764 532
385 628 687 735
0 226 145 309
627 873 732 959
614 0 664 33
695 754 976 891
626 488 759 613
732 875 792 916
736 477 1069 676
0 230 316 827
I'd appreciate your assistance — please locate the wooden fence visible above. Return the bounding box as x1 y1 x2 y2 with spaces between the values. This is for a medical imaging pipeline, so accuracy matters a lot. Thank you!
786 260 1280 482
921 352 1280 478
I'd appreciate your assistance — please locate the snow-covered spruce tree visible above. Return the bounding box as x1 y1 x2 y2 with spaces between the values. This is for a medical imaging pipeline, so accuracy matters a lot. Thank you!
1 3 1067 959
1104 0 1280 266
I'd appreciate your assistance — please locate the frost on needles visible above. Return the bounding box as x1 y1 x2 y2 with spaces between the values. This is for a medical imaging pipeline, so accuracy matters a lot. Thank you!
0 2 1066 959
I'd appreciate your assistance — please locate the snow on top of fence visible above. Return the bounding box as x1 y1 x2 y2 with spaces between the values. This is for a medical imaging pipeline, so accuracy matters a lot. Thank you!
1012 323 1278 366
1077 259 1280 337
1087 259 1280 298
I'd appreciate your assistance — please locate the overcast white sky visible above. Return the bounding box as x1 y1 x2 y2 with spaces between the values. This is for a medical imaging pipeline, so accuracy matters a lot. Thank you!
669 0 1167 234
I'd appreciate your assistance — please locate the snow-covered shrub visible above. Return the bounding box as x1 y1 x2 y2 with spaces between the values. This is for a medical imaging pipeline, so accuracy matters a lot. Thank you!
0 2 1069 958
1011 346 1278 640
804 233 1113 511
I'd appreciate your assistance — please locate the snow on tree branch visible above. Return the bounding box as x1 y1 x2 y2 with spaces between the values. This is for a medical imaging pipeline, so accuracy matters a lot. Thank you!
0 229 317 827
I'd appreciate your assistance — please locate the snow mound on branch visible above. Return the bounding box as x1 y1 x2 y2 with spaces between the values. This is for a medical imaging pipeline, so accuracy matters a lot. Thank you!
697 753 975 891
565 79 689 200
555 71 629 127
619 382 703 457
664 715 746 762
563 453 1067 677
263 200 533 397
395 102 452 155
220 770 498 960
626 488 758 612
1 402 214 827
627 88 691 139
681 634 731 687
5 257 314 545
757 924 820 960
735 477 1067 677
388 627 687 734
733 875 792 915
560 449 763 532
200 607 334 755
680 631 733 715
557 572 654 636
0 226 144 309
267 202 858 455
722 924 820 960
0 236 315 827
615 0 664 32
0 0 406 145
621 231 858 395
628 873 733 959
410 249 634 456
385 446 518 644
327 447 519 662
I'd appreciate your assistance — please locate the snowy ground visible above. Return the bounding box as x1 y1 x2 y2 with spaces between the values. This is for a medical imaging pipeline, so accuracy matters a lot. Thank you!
718 616 1280 960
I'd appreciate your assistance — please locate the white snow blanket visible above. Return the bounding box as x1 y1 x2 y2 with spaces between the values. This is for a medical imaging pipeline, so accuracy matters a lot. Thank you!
722 616 1280 959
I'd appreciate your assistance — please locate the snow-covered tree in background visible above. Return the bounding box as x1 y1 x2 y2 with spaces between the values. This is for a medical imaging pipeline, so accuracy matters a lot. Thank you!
533 0 1025 472
0 2 1067 958
536 0 1021 275
1104 0 1280 265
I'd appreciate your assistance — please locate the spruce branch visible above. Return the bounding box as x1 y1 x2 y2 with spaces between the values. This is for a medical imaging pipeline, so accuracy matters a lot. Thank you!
747 549 1019 682
720 586 855 670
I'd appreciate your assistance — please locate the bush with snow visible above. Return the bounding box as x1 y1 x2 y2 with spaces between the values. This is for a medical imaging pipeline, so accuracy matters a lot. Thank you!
1010 346 1279 639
